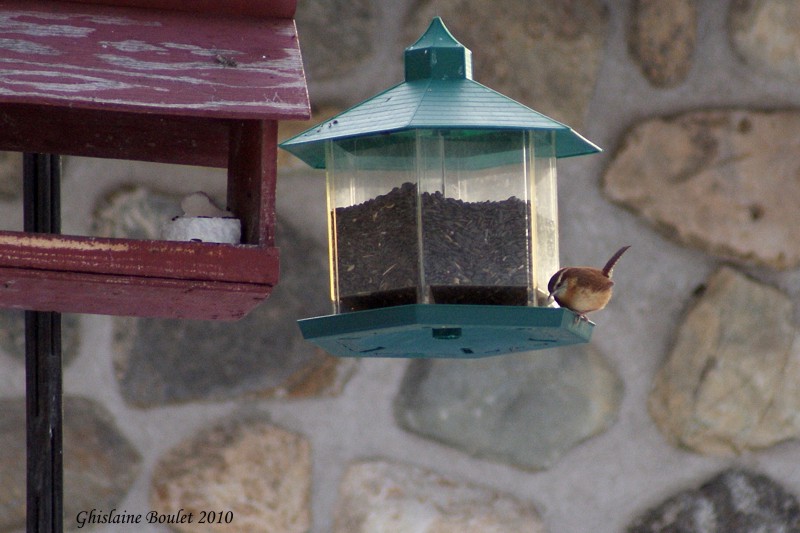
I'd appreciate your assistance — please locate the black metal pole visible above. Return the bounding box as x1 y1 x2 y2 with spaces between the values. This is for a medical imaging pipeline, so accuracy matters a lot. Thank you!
23 153 63 533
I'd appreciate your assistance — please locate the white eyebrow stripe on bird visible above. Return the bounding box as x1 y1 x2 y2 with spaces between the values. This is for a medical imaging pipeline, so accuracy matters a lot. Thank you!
548 268 566 294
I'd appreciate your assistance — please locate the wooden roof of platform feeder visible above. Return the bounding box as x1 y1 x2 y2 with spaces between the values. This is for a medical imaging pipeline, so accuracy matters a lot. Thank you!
0 0 309 120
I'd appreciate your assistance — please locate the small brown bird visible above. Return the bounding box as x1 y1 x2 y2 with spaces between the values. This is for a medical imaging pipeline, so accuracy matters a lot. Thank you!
547 246 630 320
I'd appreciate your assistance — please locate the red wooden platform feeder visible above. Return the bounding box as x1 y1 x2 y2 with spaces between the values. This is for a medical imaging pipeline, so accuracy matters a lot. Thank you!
0 0 311 320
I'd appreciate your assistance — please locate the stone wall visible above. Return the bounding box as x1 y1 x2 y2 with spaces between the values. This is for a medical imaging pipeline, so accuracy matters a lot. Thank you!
2 0 800 531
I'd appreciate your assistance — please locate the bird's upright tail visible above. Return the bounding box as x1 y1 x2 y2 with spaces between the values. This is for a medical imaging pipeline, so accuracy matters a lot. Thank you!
602 245 630 277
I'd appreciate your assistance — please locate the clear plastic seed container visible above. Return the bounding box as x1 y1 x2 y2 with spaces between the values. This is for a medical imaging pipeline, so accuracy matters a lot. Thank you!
325 129 559 313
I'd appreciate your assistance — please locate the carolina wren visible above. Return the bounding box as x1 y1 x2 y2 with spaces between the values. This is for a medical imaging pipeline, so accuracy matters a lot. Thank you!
547 246 630 320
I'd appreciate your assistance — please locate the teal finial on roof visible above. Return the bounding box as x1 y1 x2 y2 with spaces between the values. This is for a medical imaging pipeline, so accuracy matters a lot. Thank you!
404 17 472 81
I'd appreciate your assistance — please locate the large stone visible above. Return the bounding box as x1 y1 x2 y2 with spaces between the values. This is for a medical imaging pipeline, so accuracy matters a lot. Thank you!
293 0 387 107
295 0 376 82
93 185 182 239
63 397 142 523
95 186 354 407
0 397 141 531
603 110 800 269
628 0 697 87
151 418 311 533
649 267 800 455
729 0 800 81
0 310 81 368
395 345 623 470
408 0 609 128
334 460 543 533
627 469 800 532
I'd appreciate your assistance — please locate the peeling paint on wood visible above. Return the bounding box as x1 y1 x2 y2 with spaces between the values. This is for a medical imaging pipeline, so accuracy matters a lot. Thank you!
0 233 130 251
0 230 279 284
0 0 310 120
68 0 298 20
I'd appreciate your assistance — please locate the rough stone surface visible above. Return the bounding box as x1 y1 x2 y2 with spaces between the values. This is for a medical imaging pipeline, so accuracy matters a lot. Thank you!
151 418 311 533
649 267 800 455
628 0 697 87
63 397 143 522
395 345 623 470
95 186 355 407
729 0 800 81
334 460 543 533
603 110 800 269
295 0 376 82
627 469 800 532
0 151 22 200
0 310 81 367
408 0 609 128
93 185 183 239
0 397 141 531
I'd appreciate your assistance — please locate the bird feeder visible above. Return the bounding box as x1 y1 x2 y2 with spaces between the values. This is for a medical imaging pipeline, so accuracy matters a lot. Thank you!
0 0 310 320
281 18 600 358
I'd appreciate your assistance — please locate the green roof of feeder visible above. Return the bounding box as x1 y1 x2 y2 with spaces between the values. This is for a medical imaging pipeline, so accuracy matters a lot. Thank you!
280 17 601 169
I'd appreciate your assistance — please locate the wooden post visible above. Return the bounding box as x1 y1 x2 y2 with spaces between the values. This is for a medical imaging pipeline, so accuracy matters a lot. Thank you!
228 120 278 246
23 153 63 533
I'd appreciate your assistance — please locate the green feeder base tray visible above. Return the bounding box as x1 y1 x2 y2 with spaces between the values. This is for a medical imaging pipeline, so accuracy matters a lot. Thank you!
297 304 593 358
